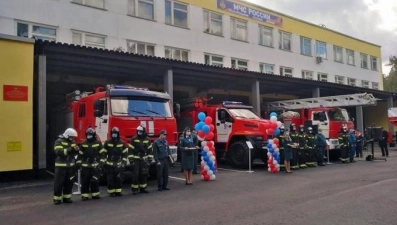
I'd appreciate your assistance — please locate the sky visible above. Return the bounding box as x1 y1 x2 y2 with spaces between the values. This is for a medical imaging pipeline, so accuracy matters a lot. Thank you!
245 0 397 76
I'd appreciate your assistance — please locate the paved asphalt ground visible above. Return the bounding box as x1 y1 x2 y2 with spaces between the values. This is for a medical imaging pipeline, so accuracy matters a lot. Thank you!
1 147 397 225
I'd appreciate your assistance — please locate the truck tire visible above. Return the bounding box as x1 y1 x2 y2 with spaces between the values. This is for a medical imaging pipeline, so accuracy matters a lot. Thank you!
229 141 250 168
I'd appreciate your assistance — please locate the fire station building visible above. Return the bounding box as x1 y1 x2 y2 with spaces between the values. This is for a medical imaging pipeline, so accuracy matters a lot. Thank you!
0 0 395 178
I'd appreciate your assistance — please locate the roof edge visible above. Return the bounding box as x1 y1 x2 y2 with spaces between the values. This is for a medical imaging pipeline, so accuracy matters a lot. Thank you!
0 33 35 44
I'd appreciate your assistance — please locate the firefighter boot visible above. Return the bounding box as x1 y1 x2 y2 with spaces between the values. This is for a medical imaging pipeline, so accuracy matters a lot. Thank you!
63 198 73 203
53 200 61 205
115 192 123 197
92 195 101 200
140 189 149 194
82 197 89 201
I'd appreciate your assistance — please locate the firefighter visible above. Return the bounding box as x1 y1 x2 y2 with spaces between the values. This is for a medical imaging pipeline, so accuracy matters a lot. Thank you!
297 125 308 169
306 127 316 167
128 125 153 195
53 128 79 205
103 127 128 197
76 128 104 201
338 126 349 163
289 123 299 170
277 125 286 171
355 130 364 158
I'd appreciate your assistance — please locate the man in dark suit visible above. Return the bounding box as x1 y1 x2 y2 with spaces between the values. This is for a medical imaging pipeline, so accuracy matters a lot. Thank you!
380 129 389 157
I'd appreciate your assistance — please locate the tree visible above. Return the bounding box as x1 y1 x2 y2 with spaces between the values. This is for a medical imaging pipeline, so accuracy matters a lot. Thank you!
383 56 397 92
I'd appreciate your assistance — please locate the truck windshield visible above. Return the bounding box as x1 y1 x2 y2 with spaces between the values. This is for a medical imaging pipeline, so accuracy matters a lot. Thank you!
111 97 172 117
228 108 260 119
328 108 350 121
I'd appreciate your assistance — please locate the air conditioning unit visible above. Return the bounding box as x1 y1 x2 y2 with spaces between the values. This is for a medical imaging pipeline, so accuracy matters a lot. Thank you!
316 56 323 64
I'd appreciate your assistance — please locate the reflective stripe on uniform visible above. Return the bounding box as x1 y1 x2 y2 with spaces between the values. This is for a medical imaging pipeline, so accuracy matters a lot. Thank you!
128 155 140 159
115 189 122 193
64 149 68 156
92 144 100 147
128 144 135 149
108 189 115 194
71 144 76 147
92 192 100 196
99 149 107 154
139 184 147 188
134 140 141 143
117 144 124 147
131 184 139 189
81 193 90 197
61 142 69 146
79 151 84 155
82 145 89 148
148 144 152 149
54 146 63 150
55 163 75 167
70 176 75 180
53 196 62 201
143 140 149 143
122 148 128 154
107 144 114 147
76 160 82 164
63 194 72 199
82 163 99 167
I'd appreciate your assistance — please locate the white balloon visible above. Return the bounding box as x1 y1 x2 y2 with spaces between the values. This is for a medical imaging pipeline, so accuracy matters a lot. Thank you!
273 160 277 165
210 174 216 180
203 146 209 152
268 168 271 172
276 164 280 168
210 156 216 161
277 167 280 172
275 148 279 152
267 152 272 157
207 170 213 175
268 140 274 145
201 156 204 161
201 161 206 166
272 144 277 149
207 151 213 157
276 121 282 128
204 165 209 171
201 141 207 147
201 175 204 180
270 116 277 122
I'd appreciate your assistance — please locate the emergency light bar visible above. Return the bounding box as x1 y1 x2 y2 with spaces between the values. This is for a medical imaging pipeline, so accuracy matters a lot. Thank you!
106 84 149 91
223 101 243 106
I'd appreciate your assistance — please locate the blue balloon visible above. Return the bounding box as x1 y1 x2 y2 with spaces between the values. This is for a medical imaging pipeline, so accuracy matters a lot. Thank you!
270 112 277 118
201 151 207 157
207 161 213 167
198 121 205 130
195 123 201 131
274 128 280 136
267 144 272 149
202 125 210 134
203 156 209 162
269 149 274 153
198 112 206 121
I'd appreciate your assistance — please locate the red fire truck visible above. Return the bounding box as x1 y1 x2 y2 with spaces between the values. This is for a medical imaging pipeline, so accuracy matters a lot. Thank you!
176 97 269 168
51 84 179 178
266 93 377 150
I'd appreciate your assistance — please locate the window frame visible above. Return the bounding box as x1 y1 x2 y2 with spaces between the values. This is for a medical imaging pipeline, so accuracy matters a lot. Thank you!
127 0 155 20
203 9 223 36
333 45 343 63
72 31 106 49
231 58 248 70
15 21 57 41
360 53 368 69
259 63 274 74
164 46 189 61
300 36 312 56
372 82 379 90
230 17 248 42
346 49 355 66
335 75 345 84
259 25 273 47
315 41 327 59
165 0 189 28
301 70 313 80
280 66 293 77
370 56 378 71
204 54 224 67
279 31 292 51
347 78 356 86
72 0 106 9
317 72 328 82
126 40 155 56
361 80 370 88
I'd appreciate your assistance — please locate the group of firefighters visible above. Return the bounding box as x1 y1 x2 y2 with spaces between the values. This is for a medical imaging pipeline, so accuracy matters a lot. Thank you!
53 125 172 205
276 123 365 170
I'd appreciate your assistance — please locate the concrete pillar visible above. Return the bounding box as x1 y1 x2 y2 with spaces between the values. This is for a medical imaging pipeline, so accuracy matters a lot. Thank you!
164 69 173 104
387 96 395 133
251 80 260 115
38 55 47 170
356 106 364 133
312 87 320 98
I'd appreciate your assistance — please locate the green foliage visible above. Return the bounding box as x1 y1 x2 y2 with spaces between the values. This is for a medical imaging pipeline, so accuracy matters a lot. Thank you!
383 56 397 92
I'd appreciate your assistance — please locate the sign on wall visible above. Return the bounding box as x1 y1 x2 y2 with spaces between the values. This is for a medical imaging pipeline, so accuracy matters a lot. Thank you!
217 0 283 27
3 85 28 101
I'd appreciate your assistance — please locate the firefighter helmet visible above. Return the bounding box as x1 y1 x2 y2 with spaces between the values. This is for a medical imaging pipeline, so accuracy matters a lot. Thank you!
136 125 146 136
86 127 96 140
111 127 120 139
308 127 313 133
63 128 78 139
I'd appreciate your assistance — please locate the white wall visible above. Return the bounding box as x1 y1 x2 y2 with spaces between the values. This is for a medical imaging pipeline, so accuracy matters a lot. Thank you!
0 0 381 88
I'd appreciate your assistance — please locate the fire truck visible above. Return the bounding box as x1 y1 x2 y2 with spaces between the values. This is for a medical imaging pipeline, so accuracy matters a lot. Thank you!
266 93 377 150
176 97 269 168
51 84 179 178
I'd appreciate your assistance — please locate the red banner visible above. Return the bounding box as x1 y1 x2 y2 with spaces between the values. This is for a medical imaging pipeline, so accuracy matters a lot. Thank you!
3 85 28 101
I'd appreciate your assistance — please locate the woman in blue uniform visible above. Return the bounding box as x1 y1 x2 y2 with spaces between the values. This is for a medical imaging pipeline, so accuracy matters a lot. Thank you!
283 130 294 173
180 127 198 185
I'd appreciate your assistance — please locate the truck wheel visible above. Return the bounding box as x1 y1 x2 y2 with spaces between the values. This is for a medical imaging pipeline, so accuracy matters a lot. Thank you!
229 141 250 168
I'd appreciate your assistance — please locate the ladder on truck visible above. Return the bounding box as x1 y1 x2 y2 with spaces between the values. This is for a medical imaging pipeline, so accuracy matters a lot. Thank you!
266 93 378 110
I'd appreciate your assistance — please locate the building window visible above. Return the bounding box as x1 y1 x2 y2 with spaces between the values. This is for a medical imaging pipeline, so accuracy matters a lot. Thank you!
279 31 291 51
362 80 370 88
370 56 378 71
347 78 356 86
128 0 154 20
317 73 328 82
72 0 105 9
280 66 293 77
231 18 248 41
203 10 222 36
335 75 345 84
165 47 189 61
16 21 57 41
231 58 248 70
301 70 313 80
259 25 273 47
372 82 379 90
334 45 343 63
72 32 106 49
346 49 355 65
360 53 368 69
316 41 327 58
205 54 223 67
165 0 188 28
127 40 155 56
300 37 312 56
259 63 274 74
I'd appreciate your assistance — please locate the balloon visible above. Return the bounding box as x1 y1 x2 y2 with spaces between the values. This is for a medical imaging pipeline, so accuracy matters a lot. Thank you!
202 125 210 134
198 130 205 138
203 175 210 181
209 124 215 132
267 152 272 157
210 156 216 161
204 165 209 171
207 141 213 148
271 122 278 129
276 121 282 128
194 123 201 131
204 116 213 125
264 123 270 129
267 128 274 135
270 116 277 122
274 148 279 153
201 170 207 176
206 132 214 140
207 151 213 157
203 156 209 162
198 112 206 121
272 144 277 149
270 112 277 118
268 168 271 172
210 174 216 180
201 161 206 166
207 170 213 175
274 128 280 136
210 146 215 151
207 161 213 167
201 151 207 157
273 138 279 145
273 160 277 165
201 141 207 147
268 140 274 145
203 146 209 152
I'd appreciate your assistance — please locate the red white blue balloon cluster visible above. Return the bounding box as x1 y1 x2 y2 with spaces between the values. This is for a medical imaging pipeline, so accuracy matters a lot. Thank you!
195 112 216 181
266 112 281 173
